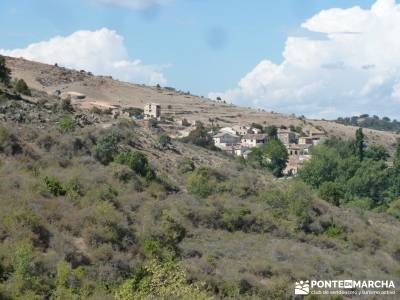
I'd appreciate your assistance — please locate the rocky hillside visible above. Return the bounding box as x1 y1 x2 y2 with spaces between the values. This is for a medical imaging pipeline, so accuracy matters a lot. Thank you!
6 56 400 151
0 57 399 299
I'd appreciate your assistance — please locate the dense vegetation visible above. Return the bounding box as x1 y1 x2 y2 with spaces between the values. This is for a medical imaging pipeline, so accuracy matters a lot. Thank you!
0 59 399 299
336 114 400 133
247 139 288 177
299 128 400 217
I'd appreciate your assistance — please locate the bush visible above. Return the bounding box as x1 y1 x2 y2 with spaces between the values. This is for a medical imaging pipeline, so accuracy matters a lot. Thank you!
61 97 74 113
115 150 155 180
318 182 343 206
0 126 22 155
148 119 158 129
387 199 400 219
43 176 66 197
94 132 121 165
159 134 171 149
182 122 216 150
248 140 288 177
114 259 210 300
14 79 31 96
58 116 76 133
177 157 195 174
186 167 223 198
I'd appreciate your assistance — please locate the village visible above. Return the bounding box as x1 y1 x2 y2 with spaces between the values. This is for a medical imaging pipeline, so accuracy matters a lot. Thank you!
211 124 326 176
58 90 327 177
122 102 327 176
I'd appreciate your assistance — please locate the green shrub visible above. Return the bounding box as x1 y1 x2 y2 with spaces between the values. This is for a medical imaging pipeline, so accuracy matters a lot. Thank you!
148 118 158 128
324 224 343 238
14 79 31 96
113 164 135 183
0 126 22 155
177 157 195 174
43 176 66 197
115 150 155 179
387 199 400 219
143 240 163 258
248 140 288 177
61 97 74 112
186 167 223 198
64 177 84 200
58 116 76 133
318 181 343 206
345 198 373 210
159 133 171 149
182 122 216 150
114 259 211 300
94 132 121 165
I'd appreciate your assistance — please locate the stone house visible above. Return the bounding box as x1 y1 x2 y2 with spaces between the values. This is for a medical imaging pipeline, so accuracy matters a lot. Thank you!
298 136 314 145
221 125 249 136
144 103 161 120
241 133 269 148
278 129 297 145
213 132 241 149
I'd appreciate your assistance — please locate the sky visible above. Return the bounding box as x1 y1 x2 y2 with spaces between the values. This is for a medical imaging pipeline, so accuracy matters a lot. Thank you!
2 0 400 120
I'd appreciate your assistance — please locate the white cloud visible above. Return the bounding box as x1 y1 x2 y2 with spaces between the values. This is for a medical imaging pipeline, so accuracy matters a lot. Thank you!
0 28 167 86
91 0 173 10
210 0 400 119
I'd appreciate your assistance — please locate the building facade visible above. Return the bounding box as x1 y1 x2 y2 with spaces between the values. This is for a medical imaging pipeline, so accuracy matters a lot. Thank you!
144 103 161 120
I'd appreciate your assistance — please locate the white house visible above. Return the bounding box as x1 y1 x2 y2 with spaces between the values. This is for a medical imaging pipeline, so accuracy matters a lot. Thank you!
213 132 241 149
250 127 263 134
220 127 237 135
241 134 269 148
232 125 249 136
234 146 251 157
144 103 161 120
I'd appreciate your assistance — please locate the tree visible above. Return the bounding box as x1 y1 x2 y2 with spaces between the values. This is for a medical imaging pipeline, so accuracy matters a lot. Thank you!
347 160 389 206
14 79 31 96
298 145 340 188
264 125 278 139
0 55 11 85
248 140 288 177
394 142 400 170
318 181 343 206
182 122 215 150
186 167 222 198
251 123 264 133
94 132 121 165
354 128 365 161
365 145 389 161
115 150 154 179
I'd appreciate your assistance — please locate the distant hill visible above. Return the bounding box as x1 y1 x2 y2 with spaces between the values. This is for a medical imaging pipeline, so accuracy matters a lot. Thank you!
336 114 400 133
5 56 400 152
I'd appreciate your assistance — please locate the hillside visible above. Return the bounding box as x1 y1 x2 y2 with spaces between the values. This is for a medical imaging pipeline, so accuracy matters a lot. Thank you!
0 56 400 299
336 115 400 133
6 56 400 151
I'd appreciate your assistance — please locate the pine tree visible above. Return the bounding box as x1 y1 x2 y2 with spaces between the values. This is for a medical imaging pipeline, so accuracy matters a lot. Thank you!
0 55 11 85
394 142 400 170
354 128 365 161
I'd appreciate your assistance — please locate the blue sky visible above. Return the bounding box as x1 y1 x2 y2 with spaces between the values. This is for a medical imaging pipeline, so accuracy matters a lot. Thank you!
2 0 400 119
